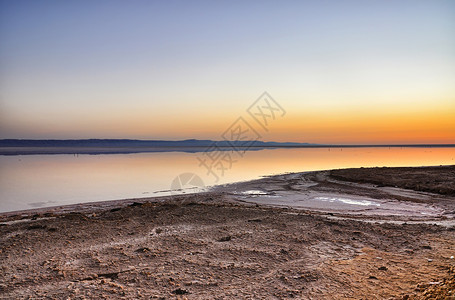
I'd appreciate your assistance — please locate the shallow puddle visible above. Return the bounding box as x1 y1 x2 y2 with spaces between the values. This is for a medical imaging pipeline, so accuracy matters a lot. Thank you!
314 196 381 207
234 191 445 217
241 190 269 195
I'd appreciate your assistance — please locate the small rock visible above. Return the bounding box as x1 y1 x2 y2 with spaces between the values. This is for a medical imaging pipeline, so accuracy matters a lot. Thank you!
378 266 388 271
368 276 378 280
280 249 289 255
247 219 262 223
172 288 188 295
135 247 151 253
218 236 231 242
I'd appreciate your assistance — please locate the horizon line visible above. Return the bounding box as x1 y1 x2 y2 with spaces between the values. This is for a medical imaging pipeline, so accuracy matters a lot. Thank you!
0 138 454 148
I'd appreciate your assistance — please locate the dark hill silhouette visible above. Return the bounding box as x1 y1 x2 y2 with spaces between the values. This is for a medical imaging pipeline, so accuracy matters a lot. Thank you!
0 139 452 155
0 139 311 148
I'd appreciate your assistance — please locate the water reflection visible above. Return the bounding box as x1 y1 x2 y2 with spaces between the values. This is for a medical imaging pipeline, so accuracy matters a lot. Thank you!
0 147 453 212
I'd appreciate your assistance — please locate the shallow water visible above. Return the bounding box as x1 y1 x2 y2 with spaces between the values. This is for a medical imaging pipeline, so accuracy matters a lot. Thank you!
0 147 454 213
234 192 445 217
314 196 381 207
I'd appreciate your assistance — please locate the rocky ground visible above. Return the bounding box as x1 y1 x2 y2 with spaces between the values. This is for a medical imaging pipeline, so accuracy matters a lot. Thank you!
329 165 455 196
1 166 454 299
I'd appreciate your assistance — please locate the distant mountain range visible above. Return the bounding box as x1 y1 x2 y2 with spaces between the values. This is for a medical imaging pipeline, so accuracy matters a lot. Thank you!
0 139 453 155
0 139 315 155
0 139 312 148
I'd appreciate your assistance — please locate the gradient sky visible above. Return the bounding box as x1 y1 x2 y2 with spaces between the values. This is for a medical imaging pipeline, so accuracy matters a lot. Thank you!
0 0 454 144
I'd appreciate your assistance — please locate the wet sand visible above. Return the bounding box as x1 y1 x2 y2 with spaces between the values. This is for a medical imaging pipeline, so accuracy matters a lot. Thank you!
1 166 454 299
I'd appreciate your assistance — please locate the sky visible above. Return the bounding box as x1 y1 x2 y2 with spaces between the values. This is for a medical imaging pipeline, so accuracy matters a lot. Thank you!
0 0 454 144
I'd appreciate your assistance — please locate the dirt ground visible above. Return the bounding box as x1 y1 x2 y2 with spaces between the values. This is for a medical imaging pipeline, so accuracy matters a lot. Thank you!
329 165 455 196
1 166 454 299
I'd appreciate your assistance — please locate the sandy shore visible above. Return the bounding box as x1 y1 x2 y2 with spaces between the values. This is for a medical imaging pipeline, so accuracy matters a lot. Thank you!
1 166 454 299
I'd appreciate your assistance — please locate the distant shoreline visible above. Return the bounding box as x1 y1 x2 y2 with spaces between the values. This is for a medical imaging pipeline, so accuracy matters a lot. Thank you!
0 144 454 155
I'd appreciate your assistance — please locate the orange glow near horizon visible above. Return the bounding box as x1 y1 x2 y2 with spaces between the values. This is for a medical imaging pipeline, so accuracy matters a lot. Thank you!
2 96 453 144
268 103 455 144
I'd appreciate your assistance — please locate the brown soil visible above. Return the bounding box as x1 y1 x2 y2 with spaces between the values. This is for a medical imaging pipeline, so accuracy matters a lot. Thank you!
1 166 454 299
329 165 455 196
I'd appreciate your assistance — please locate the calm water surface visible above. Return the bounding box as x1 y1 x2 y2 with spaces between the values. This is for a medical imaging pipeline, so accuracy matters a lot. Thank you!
0 147 454 213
